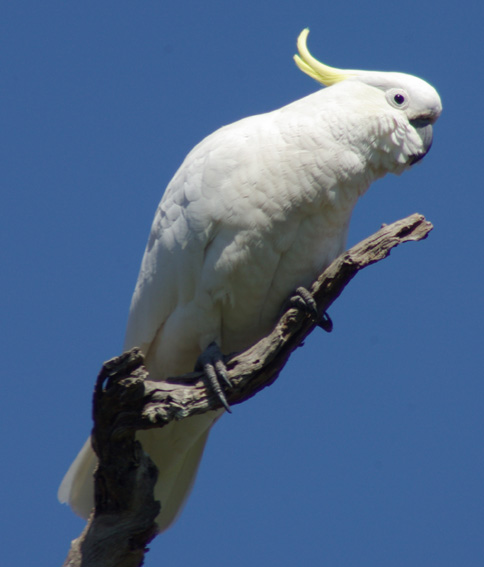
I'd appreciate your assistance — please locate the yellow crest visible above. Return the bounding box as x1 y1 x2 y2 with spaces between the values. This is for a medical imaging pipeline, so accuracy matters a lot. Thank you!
294 29 355 86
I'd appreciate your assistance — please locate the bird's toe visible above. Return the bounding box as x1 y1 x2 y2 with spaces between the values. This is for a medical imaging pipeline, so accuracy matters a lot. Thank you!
287 286 333 333
196 342 232 413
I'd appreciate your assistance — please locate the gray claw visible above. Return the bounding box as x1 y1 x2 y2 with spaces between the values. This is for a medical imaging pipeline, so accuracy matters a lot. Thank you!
318 312 333 333
289 287 333 333
196 342 232 413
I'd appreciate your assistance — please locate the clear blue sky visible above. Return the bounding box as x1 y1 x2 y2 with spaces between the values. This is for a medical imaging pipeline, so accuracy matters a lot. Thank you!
2 2 483 566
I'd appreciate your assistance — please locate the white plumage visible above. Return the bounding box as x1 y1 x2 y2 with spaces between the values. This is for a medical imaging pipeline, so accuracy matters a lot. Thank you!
59 30 442 532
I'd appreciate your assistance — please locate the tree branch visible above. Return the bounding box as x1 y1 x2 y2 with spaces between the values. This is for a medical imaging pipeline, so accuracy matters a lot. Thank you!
62 213 432 567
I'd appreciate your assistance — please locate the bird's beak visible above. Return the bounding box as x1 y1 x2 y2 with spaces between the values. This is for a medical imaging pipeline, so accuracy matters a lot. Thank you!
409 119 434 164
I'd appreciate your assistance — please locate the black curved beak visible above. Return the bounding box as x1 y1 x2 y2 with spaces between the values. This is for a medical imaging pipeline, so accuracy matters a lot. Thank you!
409 119 434 164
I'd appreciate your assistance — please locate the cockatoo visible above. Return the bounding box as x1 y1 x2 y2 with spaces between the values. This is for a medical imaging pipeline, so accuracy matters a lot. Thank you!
59 29 442 532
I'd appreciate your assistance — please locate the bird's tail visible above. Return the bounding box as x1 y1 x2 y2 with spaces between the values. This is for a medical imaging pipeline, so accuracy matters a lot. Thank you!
58 411 221 532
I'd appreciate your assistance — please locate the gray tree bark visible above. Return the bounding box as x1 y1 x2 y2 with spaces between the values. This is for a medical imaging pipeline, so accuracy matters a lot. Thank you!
62 213 433 567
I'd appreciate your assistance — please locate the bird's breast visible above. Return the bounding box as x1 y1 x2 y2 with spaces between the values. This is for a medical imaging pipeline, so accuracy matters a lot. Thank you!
204 208 351 354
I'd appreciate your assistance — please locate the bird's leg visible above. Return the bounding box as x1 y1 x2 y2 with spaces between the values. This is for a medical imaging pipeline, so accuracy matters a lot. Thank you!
196 342 232 413
287 286 333 333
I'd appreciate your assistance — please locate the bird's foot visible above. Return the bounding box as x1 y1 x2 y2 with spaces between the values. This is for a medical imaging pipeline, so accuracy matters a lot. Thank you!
288 286 333 333
196 342 232 413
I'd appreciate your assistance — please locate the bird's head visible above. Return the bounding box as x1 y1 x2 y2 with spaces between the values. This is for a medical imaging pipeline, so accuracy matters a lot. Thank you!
294 29 442 167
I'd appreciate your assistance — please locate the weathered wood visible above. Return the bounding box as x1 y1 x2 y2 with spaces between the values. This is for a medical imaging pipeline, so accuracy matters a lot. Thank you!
63 354 160 567
62 213 432 567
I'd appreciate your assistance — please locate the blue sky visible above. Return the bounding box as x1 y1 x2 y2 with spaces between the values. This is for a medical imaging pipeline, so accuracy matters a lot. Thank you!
2 2 483 566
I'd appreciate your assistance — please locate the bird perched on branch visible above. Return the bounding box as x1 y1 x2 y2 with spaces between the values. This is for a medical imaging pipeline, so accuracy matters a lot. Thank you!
59 29 442 532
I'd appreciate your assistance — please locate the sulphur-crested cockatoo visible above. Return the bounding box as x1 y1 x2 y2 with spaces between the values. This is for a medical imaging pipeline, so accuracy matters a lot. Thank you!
59 29 442 532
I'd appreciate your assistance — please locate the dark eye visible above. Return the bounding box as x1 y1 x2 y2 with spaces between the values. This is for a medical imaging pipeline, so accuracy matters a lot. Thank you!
386 88 409 109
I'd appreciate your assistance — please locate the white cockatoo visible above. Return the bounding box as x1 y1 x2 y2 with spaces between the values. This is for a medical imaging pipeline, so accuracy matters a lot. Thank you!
59 29 442 532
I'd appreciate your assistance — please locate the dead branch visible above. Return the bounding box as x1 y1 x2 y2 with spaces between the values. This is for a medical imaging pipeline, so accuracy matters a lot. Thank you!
62 213 432 567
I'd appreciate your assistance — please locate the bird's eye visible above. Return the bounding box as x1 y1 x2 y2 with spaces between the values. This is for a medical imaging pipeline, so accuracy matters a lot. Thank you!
386 88 409 110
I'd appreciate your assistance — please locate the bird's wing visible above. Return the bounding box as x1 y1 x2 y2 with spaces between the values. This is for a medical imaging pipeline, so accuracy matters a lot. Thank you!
122 116 270 369
123 142 219 363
